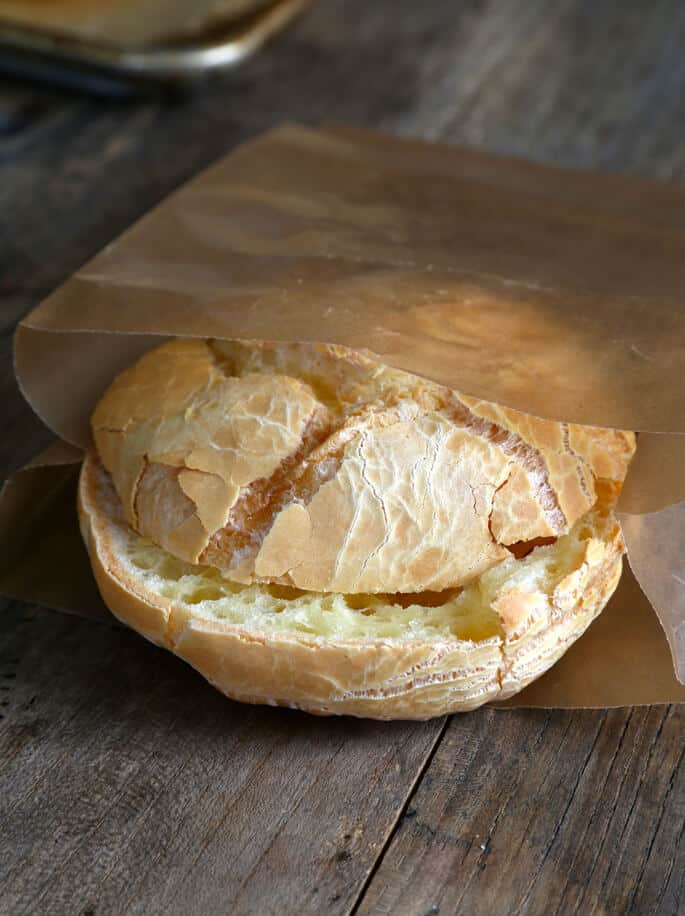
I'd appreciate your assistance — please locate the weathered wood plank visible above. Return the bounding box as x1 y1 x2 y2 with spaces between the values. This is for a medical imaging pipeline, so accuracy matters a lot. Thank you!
0 602 443 915
354 707 684 915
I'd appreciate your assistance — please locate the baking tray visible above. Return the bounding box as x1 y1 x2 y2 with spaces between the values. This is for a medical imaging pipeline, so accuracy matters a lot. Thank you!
0 0 308 92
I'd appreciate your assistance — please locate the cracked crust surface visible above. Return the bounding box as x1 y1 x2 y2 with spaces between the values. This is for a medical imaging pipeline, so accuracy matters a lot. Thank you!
92 339 635 594
78 452 626 719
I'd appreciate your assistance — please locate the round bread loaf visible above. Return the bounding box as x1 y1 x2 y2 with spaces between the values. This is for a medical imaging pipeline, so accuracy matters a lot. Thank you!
80 339 635 718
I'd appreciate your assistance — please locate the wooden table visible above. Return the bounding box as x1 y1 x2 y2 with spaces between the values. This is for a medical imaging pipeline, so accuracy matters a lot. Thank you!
1 2 684 913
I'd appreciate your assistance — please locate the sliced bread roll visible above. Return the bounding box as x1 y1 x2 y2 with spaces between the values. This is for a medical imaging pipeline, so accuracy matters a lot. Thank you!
79 451 626 719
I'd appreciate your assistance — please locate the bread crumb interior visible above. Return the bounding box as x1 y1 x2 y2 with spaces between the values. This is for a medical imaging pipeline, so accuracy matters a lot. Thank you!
116 501 600 644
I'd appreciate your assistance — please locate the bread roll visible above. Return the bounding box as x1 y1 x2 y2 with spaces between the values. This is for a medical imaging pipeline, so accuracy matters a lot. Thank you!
79 340 635 718
79 452 625 718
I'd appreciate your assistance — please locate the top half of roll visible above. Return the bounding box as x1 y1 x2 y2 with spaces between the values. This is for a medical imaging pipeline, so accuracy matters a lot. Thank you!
91 338 635 594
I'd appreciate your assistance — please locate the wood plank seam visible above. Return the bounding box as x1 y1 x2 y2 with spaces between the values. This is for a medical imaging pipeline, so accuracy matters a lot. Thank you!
348 715 450 916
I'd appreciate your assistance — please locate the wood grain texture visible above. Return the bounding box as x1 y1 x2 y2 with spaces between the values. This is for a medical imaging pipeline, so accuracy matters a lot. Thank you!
0 602 443 916
1 0 684 913
355 707 685 916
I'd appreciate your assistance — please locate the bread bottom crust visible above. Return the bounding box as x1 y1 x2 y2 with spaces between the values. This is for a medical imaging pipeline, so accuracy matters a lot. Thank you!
78 451 624 719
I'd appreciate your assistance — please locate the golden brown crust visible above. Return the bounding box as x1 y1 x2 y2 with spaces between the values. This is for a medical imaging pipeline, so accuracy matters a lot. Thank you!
92 339 635 596
78 451 625 719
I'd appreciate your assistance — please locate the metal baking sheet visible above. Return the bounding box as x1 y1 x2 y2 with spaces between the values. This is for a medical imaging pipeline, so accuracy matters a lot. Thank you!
0 0 308 88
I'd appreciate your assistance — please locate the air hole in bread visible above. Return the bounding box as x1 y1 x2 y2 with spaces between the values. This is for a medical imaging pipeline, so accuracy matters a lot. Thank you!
265 583 309 601
506 537 557 560
186 586 228 604
382 588 463 609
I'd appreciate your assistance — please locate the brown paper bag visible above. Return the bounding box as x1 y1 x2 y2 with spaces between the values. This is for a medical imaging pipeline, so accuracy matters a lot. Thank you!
4 124 685 707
